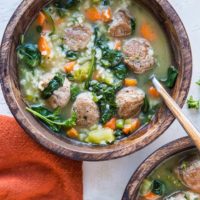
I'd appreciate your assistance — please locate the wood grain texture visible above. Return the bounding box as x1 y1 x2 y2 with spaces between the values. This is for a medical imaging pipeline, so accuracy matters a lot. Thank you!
122 137 194 200
0 0 192 161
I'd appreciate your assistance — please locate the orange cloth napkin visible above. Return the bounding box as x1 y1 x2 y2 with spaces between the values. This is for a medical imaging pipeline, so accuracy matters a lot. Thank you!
0 115 83 200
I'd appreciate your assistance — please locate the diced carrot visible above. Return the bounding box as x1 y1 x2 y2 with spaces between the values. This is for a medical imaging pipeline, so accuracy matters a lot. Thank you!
114 40 122 50
101 7 112 22
104 118 117 130
38 36 51 56
123 126 131 135
140 22 156 42
130 118 141 132
123 119 140 135
148 86 160 98
67 128 79 139
64 61 76 73
85 7 102 22
37 11 46 26
143 192 160 200
124 78 138 87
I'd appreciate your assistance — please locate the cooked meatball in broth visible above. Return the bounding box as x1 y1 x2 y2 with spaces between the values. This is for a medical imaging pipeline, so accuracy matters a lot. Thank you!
123 38 155 74
18 0 175 145
116 87 145 118
72 92 100 127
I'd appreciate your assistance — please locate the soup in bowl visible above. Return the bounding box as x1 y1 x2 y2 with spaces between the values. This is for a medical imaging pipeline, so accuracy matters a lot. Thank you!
122 137 198 200
0 0 192 160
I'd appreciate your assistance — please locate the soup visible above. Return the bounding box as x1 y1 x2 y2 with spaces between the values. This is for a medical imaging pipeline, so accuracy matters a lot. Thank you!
138 149 200 200
17 0 177 145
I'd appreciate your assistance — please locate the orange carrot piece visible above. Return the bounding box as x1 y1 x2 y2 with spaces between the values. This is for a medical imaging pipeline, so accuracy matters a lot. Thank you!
114 40 122 50
85 7 101 22
123 119 140 135
124 78 138 87
104 118 117 130
101 7 112 22
148 86 160 98
143 192 160 200
37 11 46 26
67 128 79 138
64 61 76 73
38 36 51 56
140 22 156 42
130 119 141 132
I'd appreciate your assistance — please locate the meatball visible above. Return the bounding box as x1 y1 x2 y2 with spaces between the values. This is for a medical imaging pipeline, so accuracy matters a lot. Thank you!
65 25 92 51
72 92 100 127
38 73 71 109
164 191 200 200
116 87 145 118
108 9 132 38
123 38 155 74
175 154 200 193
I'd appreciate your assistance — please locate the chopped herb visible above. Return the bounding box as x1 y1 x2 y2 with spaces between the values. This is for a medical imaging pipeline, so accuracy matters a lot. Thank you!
26 105 77 132
55 0 80 9
187 96 200 109
41 73 65 99
142 95 150 113
17 43 41 68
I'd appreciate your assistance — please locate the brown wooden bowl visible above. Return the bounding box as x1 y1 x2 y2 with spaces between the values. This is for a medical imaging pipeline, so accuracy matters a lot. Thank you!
0 0 192 161
122 137 194 199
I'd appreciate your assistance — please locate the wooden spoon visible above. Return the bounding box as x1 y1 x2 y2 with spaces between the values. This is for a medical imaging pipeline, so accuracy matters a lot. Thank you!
151 76 200 150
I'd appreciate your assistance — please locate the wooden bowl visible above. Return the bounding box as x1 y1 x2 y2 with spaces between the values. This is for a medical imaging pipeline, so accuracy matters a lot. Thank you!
0 0 192 161
122 137 194 199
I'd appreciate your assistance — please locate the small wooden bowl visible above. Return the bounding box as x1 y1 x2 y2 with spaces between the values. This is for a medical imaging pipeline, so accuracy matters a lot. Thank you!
122 137 194 199
0 0 192 161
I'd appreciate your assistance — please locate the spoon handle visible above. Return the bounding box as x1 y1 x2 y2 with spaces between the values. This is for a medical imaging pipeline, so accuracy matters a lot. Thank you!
152 77 200 150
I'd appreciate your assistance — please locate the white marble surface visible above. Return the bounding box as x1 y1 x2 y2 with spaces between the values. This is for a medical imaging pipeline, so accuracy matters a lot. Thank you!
0 0 200 200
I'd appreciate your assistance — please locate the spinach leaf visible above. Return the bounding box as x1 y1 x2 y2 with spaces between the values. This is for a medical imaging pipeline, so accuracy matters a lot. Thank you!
88 80 117 124
66 50 79 61
187 96 200 109
96 35 122 68
70 84 81 101
26 105 77 132
140 99 160 125
131 18 136 33
17 43 41 67
113 64 128 80
142 95 150 113
162 66 178 89
151 180 165 196
41 73 65 99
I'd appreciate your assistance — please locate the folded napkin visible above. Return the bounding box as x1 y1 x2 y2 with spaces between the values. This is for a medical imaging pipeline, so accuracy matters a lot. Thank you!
0 115 82 200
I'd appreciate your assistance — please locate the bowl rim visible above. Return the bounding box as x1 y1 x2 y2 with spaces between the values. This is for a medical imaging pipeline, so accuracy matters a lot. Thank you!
0 0 193 161
122 137 194 199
